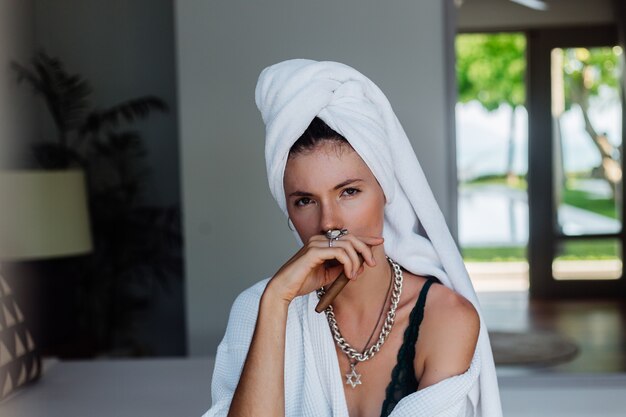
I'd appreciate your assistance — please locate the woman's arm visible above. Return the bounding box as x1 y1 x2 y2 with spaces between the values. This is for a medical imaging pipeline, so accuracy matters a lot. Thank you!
225 234 381 417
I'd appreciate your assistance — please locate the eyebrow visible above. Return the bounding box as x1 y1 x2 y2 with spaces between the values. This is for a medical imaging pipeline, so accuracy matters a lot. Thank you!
288 178 363 197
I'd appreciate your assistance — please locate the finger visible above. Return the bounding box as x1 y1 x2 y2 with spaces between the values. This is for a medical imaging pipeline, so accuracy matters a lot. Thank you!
307 246 355 280
348 235 378 267
312 234 382 270
307 239 362 278
307 234 332 244
335 234 382 268
355 235 385 245
326 239 362 278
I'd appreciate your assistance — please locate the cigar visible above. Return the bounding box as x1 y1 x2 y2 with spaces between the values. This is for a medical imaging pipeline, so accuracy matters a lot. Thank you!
315 254 364 313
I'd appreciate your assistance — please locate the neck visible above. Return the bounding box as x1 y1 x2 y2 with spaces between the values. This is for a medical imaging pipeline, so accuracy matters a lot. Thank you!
330 245 394 319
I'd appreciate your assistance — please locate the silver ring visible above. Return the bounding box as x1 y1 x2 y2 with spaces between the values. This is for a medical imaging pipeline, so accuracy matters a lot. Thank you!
325 228 348 240
326 228 348 248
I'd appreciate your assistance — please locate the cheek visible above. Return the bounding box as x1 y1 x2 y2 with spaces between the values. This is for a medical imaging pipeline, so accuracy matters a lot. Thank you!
287 207 319 241
371 192 387 233
346 193 386 236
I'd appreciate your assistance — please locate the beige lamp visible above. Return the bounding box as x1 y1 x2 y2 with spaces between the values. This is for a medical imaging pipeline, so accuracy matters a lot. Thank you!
0 169 92 400
0 169 93 260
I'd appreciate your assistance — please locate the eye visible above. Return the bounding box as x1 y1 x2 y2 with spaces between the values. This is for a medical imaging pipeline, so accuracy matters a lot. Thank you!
295 197 313 207
342 187 361 197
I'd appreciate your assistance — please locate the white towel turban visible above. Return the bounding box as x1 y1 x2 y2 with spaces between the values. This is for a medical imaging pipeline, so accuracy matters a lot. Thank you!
255 59 502 417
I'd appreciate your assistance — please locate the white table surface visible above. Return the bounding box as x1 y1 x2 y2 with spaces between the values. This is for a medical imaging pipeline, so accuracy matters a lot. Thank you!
2 357 626 416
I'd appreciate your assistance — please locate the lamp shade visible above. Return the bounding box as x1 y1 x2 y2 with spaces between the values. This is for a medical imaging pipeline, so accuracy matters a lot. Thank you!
0 169 93 261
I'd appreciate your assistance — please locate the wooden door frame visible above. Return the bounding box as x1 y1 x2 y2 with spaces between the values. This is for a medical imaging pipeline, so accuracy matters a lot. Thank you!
527 24 626 299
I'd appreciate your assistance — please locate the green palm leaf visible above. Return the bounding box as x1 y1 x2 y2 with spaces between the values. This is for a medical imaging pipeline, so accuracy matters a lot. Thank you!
12 51 91 138
79 97 168 137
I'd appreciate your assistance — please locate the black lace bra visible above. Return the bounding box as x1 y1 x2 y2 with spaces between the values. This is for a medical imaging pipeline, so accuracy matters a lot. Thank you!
379 277 438 417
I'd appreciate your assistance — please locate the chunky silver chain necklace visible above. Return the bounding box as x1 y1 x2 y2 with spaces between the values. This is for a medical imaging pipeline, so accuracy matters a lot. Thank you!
316 256 403 388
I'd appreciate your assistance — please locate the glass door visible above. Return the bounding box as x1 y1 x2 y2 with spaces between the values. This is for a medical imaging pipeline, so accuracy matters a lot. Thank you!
455 32 529 293
528 26 626 298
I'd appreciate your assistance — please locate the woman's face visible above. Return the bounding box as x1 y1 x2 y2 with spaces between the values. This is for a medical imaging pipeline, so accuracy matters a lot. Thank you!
283 141 386 243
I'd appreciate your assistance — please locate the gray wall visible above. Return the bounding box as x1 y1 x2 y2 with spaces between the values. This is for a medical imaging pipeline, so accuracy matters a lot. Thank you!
0 0 37 168
176 0 457 355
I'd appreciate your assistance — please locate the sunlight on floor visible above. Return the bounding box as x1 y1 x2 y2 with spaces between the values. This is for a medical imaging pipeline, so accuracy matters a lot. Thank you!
467 261 529 292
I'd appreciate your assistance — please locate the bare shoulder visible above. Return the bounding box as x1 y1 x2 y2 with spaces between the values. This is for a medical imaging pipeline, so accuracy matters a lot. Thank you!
425 283 480 334
415 281 480 389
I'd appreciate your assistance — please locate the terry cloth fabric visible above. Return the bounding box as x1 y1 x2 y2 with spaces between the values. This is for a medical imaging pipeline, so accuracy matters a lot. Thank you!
203 279 482 417
254 59 502 416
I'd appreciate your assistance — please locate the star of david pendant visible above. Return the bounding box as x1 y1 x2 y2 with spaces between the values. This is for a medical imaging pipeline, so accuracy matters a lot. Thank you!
345 363 362 389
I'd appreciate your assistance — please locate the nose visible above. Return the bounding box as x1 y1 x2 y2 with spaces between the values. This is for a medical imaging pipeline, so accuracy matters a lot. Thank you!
319 201 343 235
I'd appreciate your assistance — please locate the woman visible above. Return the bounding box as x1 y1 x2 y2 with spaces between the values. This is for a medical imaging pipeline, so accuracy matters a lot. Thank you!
203 59 502 417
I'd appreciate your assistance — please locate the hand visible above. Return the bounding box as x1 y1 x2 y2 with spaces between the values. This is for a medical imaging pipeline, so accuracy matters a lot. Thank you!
266 233 384 304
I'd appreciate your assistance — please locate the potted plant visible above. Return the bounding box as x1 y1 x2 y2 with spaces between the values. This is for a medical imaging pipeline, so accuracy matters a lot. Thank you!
12 51 183 357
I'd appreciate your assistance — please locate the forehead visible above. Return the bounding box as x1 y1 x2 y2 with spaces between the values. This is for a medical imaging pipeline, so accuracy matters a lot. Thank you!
283 142 376 190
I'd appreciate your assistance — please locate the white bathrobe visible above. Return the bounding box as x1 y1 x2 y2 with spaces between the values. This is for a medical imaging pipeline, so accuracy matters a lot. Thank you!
203 278 481 417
